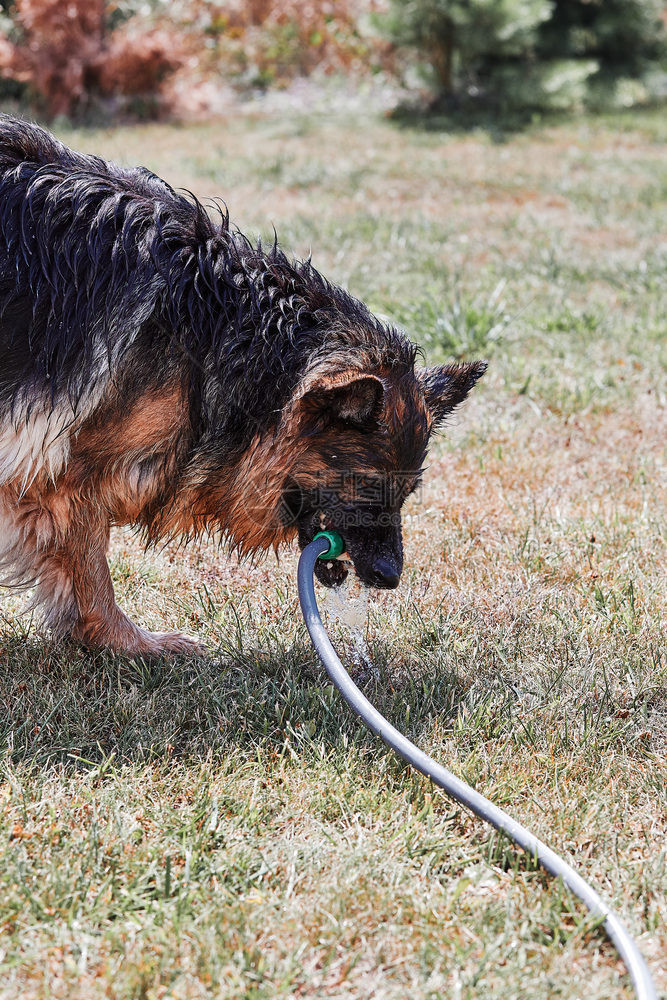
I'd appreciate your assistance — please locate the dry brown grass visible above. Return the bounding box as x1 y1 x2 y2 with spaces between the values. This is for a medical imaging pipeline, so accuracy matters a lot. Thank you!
0 106 665 998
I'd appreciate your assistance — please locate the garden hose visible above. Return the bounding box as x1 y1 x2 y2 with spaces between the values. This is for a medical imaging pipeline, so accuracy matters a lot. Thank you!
297 531 657 1000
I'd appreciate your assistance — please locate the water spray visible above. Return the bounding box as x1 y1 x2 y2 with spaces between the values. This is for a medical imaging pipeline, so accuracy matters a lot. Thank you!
297 530 657 1000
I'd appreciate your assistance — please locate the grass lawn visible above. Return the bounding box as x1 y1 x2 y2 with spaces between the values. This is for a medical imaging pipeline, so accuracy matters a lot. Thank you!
0 106 665 999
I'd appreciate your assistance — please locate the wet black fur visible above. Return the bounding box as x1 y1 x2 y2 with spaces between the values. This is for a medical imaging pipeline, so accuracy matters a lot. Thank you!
0 114 416 469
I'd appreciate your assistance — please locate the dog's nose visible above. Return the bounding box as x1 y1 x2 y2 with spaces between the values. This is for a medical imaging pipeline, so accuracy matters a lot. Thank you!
371 556 400 589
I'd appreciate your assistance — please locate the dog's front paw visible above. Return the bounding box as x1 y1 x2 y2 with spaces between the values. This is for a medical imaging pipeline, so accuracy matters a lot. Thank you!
73 614 206 658
147 630 206 657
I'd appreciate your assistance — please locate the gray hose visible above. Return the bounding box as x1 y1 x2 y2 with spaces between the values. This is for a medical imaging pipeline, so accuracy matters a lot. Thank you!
297 534 657 1000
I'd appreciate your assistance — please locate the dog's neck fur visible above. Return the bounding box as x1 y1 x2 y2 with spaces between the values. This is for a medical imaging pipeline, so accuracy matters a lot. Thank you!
158 234 416 459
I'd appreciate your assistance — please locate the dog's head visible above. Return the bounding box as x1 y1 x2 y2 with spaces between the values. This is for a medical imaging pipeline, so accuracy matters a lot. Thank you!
280 357 486 589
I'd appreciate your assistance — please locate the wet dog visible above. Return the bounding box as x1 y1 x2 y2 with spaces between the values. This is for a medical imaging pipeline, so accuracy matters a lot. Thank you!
0 115 485 655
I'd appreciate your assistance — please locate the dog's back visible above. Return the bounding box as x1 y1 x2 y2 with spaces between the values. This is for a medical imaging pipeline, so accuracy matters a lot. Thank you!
0 115 181 382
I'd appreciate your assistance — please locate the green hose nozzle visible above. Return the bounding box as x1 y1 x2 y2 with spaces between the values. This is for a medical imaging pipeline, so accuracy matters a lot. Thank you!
313 530 345 560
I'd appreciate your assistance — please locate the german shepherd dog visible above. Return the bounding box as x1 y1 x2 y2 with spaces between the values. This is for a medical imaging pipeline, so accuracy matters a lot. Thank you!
0 115 485 656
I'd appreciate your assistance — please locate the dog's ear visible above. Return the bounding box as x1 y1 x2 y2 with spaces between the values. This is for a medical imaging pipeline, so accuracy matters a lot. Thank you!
418 361 487 426
298 372 385 429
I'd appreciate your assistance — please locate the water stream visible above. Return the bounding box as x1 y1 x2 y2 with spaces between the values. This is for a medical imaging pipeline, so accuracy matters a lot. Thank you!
321 572 370 667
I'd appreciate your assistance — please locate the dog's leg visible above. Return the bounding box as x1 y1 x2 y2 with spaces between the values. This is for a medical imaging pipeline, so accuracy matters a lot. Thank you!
72 521 202 657
8 494 201 656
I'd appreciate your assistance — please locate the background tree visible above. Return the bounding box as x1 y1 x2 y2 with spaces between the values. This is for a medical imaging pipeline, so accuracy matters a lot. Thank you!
537 0 667 106
384 0 552 97
383 0 667 111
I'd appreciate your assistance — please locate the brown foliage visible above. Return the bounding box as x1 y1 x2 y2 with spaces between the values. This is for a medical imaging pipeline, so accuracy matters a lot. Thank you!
171 0 390 89
0 1 182 117
0 0 105 116
0 0 389 118
97 25 182 100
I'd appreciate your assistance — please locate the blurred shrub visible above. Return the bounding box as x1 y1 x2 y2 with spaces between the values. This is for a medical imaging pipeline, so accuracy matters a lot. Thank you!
0 0 183 117
382 0 552 97
0 0 389 117
381 0 667 112
173 0 389 91
99 23 181 100
539 0 667 109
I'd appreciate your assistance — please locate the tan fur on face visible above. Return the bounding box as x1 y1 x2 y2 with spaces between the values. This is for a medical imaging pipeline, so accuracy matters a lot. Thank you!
156 427 301 555
284 364 432 498
161 362 432 561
